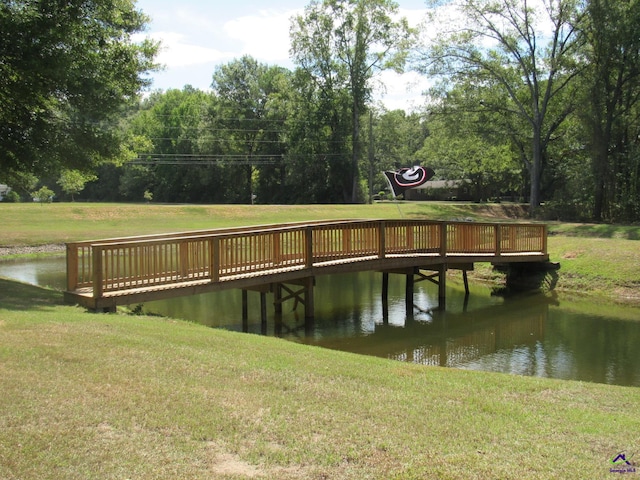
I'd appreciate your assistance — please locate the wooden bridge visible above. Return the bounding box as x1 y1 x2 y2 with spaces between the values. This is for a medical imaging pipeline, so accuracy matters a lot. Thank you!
64 219 550 316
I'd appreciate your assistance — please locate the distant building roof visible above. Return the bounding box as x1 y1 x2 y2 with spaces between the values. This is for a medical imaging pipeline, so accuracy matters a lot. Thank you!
417 179 469 190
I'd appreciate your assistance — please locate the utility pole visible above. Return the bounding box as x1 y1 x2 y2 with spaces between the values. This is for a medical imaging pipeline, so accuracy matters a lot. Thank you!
368 110 374 204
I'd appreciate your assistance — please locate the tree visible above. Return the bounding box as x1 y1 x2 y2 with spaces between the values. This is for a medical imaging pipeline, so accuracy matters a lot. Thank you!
32 186 55 204
419 0 585 213
210 57 290 204
0 0 158 179
291 0 416 202
123 87 225 203
579 0 640 221
57 169 97 201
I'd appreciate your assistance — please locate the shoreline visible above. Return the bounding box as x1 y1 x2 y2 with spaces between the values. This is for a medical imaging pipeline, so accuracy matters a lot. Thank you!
0 244 66 257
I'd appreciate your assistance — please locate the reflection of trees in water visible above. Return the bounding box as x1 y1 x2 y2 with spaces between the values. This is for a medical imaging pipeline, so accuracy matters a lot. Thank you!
544 311 640 386
309 292 640 387
387 297 552 369
307 294 554 369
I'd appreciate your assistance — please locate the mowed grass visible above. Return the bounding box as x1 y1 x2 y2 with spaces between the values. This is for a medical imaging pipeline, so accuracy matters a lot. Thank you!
1 278 639 480
548 236 640 298
0 201 526 245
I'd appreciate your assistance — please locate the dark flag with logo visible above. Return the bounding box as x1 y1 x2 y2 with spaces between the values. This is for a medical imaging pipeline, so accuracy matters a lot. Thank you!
383 166 435 197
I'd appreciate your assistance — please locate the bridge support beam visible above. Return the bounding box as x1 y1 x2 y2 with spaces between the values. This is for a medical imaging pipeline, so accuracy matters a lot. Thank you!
271 277 315 320
381 264 473 314
382 273 389 324
242 286 270 332
241 290 249 332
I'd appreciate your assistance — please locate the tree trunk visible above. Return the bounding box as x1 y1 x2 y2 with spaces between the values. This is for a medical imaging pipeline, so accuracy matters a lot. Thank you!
529 127 543 216
351 99 360 203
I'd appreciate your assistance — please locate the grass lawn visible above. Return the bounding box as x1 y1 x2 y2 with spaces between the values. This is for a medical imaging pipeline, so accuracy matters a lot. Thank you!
0 201 529 245
1 202 639 478
1 278 639 479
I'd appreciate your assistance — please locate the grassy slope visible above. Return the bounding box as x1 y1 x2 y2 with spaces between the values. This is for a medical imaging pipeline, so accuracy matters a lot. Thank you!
1 279 638 480
1 203 639 478
0 201 527 245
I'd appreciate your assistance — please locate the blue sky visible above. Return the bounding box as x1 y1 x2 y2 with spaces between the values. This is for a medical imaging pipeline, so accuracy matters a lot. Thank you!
134 0 431 111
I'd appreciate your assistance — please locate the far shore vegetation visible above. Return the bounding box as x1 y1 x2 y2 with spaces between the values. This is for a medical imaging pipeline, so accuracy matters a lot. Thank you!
1 202 639 479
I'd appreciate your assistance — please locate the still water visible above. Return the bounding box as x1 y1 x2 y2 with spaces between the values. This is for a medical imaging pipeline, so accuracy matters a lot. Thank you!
2 257 639 387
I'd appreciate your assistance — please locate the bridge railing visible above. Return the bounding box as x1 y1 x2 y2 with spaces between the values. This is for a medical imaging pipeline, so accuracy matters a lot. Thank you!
66 220 547 298
65 220 346 292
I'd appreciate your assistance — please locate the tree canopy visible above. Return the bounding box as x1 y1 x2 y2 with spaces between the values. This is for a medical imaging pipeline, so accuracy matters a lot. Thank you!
291 0 415 202
0 0 158 183
418 0 585 213
3 0 639 222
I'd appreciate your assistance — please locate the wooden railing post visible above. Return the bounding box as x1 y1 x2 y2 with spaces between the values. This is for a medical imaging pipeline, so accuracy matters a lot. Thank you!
495 225 502 257
66 244 78 292
542 225 548 255
210 237 220 283
273 231 281 264
439 222 448 257
92 245 104 300
378 221 386 259
305 226 313 268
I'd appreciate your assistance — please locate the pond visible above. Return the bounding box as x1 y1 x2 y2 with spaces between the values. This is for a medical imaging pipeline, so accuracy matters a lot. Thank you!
2 257 639 387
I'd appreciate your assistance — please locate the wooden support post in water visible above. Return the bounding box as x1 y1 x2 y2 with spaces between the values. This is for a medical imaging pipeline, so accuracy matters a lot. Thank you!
382 272 389 323
304 277 315 320
274 283 283 314
462 270 469 296
260 292 267 335
438 265 447 310
241 289 248 332
405 270 414 316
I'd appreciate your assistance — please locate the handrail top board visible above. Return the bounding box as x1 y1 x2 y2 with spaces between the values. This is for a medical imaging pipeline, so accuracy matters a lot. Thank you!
69 219 546 249
66 219 360 248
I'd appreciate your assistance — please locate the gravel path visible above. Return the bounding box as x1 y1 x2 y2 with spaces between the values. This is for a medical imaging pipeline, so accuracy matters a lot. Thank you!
0 244 66 257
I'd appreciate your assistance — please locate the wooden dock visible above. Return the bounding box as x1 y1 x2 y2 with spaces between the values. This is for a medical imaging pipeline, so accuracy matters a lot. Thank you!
64 219 550 315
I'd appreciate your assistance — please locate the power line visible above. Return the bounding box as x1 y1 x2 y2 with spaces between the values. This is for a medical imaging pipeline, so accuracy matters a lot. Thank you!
129 152 346 166
129 154 281 166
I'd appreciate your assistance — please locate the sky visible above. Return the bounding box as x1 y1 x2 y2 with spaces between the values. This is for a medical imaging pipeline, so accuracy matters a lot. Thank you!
134 0 432 111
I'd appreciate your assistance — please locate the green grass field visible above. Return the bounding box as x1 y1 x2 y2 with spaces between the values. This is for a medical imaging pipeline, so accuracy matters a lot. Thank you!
0 201 531 245
1 278 639 479
1 202 639 479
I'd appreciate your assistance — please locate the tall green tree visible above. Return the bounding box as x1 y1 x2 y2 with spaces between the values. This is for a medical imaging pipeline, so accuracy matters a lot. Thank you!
279 68 352 203
419 0 585 213
210 57 290 204
57 169 97 201
291 0 415 202
124 87 220 203
580 0 640 221
0 0 158 182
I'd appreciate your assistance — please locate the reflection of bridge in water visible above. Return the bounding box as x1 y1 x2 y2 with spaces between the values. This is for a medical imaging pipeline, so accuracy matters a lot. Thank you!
65 219 551 317
295 295 556 368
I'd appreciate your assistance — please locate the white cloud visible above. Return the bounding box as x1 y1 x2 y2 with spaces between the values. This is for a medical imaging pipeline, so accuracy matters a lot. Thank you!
374 70 431 112
146 31 234 68
135 3 434 109
224 9 300 65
